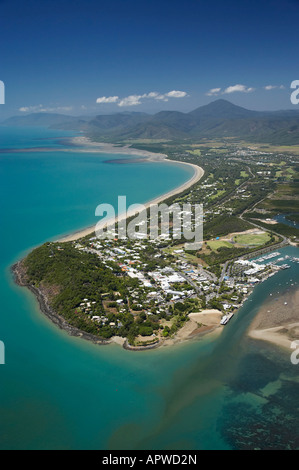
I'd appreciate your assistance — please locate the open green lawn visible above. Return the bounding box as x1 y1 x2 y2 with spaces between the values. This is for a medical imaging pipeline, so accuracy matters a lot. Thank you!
275 167 296 180
188 149 201 156
234 232 271 246
240 171 249 178
210 189 226 200
207 240 233 251
163 244 202 264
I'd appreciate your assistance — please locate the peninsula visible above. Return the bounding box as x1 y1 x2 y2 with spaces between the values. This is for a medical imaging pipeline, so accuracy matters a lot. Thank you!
12 136 299 350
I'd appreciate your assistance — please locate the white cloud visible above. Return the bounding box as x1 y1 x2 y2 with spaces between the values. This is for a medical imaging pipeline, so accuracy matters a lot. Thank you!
19 105 73 113
50 106 73 112
205 84 285 98
96 96 119 104
223 84 255 94
264 85 285 90
154 95 169 101
206 88 222 96
142 92 169 101
96 90 188 107
118 95 143 107
19 106 38 113
165 90 187 98
145 92 159 98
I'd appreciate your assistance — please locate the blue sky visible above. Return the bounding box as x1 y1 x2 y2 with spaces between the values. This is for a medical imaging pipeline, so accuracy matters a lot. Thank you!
0 0 298 118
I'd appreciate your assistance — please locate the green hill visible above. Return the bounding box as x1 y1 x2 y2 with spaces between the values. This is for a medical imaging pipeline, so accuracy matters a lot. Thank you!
3 100 299 145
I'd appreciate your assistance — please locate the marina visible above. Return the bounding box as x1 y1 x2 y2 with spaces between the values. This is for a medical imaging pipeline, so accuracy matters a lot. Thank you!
254 252 298 269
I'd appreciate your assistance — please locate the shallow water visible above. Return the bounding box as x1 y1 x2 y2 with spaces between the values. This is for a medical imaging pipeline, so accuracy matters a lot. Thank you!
0 127 298 450
274 213 299 230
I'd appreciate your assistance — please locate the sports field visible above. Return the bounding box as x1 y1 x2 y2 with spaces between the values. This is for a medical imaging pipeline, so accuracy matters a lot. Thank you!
234 232 271 246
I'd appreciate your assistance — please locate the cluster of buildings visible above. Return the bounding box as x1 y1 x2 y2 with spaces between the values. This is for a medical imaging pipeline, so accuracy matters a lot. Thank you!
235 259 267 277
72 214 286 329
75 234 247 320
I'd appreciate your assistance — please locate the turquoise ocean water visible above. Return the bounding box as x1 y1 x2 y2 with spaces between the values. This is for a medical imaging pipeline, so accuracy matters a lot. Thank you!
0 127 298 450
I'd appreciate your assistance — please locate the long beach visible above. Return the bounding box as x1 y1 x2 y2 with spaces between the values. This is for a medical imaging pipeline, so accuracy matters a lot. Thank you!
58 137 204 242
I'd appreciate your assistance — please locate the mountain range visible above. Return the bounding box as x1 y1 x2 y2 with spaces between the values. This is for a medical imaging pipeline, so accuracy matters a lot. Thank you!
2 100 299 145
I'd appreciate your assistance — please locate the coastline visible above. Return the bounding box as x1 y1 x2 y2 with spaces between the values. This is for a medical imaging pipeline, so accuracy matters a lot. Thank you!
12 259 223 351
160 310 224 347
70 136 170 161
58 137 204 242
247 288 299 351
12 137 206 351
13 137 297 352
12 260 111 346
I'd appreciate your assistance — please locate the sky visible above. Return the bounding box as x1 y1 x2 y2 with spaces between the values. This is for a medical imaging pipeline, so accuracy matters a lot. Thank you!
0 0 298 118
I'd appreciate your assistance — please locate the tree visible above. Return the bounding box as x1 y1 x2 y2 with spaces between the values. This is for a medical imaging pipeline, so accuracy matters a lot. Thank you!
139 326 153 336
162 326 170 337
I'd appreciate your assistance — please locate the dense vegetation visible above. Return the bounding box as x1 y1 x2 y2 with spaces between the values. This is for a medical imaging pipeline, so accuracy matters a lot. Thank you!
25 242 137 338
24 242 197 344
203 215 252 239
19 116 299 347
4 99 299 145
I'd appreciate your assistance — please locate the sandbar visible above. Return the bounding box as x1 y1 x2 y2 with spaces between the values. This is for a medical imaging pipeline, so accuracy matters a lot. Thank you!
248 288 299 350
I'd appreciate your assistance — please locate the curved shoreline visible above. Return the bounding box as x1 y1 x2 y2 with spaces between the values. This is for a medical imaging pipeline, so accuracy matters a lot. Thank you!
58 138 204 242
69 136 170 161
12 137 205 351
12 259 222 352
12 260 111 346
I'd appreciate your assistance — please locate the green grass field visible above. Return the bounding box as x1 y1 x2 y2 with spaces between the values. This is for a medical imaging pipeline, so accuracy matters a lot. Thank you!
207 240 233 251
188 149 201 156
234 232 271 246
210 189 226 200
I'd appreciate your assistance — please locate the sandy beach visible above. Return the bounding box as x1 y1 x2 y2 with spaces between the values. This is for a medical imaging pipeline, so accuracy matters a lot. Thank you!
14 258 225 351
12 135 208 352
58 137 204 242
248 288 299 350
70 136 169 161
162 309 223 347
124 309 224 350
255 218 278 225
